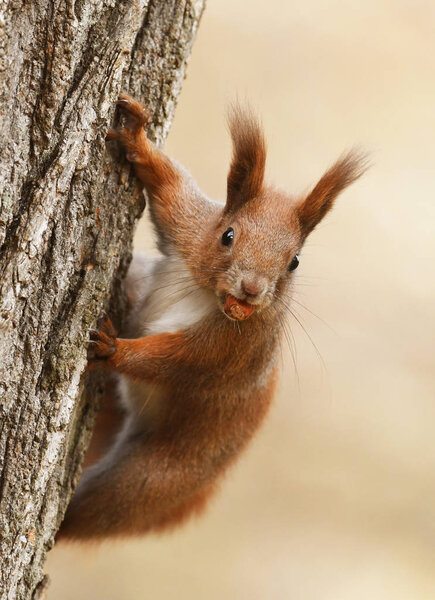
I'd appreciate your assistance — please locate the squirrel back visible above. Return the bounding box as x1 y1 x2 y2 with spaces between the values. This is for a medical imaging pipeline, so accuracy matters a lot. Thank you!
58 95 366 541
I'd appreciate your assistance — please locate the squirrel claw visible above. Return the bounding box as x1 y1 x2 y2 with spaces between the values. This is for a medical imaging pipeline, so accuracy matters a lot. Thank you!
117 94 132 106
116 93 150 129
98 314 117 338
105 129 118 141
106 93 150 151
87 315 118 361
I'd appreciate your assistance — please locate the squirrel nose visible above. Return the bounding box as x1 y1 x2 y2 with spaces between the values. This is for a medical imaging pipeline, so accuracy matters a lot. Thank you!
241 275 267 298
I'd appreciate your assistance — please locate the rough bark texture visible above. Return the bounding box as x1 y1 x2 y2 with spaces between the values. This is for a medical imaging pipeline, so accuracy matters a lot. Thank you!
0 1 205 598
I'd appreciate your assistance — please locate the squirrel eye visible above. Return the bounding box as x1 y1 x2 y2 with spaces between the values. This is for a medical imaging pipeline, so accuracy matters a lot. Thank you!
221 227 234 246
288 254 299 272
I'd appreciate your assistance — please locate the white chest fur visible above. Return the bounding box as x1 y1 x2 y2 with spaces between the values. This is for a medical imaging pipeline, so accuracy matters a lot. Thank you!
129 252 216 336
121 252 217 422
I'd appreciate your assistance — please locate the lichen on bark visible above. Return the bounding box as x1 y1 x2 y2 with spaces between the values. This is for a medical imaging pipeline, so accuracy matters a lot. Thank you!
0 1 205 597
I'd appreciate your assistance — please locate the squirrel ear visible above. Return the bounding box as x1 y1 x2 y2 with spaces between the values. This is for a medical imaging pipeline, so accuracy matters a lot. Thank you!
225 104 266 215
297 150 368 239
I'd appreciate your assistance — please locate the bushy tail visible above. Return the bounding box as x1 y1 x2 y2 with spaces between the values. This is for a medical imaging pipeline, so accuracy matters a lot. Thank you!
58 428 213 542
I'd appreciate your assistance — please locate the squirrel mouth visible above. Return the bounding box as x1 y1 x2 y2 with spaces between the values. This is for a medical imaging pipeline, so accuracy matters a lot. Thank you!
224 294 256 321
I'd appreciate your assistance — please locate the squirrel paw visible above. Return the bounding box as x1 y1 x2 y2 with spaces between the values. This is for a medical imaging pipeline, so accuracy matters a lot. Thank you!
87 315 118 368
117 93 150 128
106 94 150 138
105 94 151 165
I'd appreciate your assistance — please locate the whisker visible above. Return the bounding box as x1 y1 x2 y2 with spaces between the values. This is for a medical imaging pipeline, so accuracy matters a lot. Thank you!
168 287 202 306
272 291 327 373
150 282 200 302
130 271 193 283
130 264 228 285
143 279 199 294
284 295 337 335
289 307 327 373
137 382 158 418
272 303 300 393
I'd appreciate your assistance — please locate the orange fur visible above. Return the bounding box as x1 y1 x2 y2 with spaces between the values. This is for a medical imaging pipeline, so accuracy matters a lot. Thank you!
226 104 266 213
58 95 366 541
298 150 368 239
82 380 124 468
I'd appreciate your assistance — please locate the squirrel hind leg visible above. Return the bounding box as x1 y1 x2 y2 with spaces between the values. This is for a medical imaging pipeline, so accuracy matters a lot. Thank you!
82 378 125 469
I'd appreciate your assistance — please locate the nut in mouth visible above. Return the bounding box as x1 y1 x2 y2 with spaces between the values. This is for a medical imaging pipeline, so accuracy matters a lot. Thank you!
223 294 256 321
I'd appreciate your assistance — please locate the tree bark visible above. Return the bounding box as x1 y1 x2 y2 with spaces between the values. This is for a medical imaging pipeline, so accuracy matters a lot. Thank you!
0 1 205 597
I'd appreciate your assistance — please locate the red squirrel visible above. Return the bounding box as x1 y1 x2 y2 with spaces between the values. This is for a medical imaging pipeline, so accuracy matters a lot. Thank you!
59 94 366 541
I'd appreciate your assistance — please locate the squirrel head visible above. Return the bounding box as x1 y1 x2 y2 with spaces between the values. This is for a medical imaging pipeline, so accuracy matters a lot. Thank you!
110 95 367 323
186 106 367 321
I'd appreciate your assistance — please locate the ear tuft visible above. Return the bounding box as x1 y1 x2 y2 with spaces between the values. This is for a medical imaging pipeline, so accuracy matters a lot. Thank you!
225 104 266 214
298 149 369 238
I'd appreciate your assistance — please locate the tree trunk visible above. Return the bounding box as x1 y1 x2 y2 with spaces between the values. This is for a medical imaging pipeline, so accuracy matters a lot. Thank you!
0 1 205 597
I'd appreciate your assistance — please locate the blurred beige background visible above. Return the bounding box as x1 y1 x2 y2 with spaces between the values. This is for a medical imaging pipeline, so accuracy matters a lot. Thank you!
48 1 435 598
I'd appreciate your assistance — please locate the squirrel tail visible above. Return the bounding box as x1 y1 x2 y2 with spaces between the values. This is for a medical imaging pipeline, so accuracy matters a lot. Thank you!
58 423 214 542
58 426 147 541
